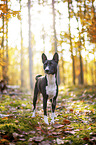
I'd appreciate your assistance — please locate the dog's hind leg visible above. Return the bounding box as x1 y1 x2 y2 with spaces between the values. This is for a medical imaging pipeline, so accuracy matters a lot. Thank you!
32 82 38 117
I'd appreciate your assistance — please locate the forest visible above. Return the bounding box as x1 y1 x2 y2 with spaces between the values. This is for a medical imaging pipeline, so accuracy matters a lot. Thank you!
0 0 96 89
0 0 96 145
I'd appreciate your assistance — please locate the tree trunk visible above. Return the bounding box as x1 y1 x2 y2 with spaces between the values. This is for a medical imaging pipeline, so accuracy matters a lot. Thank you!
52 0 57 52
78 25 84 85
68 0 75 85
28 0 33 90
6 0 8 84
2 14 5 80
61 53 65 84
76 1 84 85
52 0 60 85
95 44 96 84
79 51 84 84
85 59 88 85
20 1 24 88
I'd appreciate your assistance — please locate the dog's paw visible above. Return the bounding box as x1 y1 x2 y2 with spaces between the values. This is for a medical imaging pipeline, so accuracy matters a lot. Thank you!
50 112 56 124
32 110 35 117
44 115 49 125
50 118 54 124
51 112 56 118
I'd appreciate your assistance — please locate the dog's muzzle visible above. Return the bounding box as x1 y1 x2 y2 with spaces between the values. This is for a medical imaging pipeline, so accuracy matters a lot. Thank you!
45 66 50 73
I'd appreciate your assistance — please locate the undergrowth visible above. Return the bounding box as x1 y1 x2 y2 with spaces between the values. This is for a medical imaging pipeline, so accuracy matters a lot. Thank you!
0 85 96 144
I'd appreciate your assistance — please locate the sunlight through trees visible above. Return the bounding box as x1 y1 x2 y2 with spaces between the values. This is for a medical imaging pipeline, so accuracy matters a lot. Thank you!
0 0 96 89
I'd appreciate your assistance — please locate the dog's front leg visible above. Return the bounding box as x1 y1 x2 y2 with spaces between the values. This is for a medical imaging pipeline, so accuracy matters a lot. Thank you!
51 97 57 124
43 96 49 125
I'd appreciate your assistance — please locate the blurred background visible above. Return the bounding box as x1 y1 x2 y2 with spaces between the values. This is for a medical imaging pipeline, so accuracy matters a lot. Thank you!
0 0 96 90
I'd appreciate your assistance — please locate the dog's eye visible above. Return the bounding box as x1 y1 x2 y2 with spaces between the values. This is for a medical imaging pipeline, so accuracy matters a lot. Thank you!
44 62 47 66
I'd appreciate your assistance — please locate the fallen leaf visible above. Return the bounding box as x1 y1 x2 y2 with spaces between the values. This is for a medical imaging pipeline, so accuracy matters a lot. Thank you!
22 104 26 107
52 131 62 135
41 140 51 145
2 134 11 140
36 126 47 134
9 143 16 145
70 109 73 112
64 130 76 135
28 130 36 134
22 131 28 135
28 138 33 142
13 132 19 138
2 117 8 120
63 119 71 124
0 139 9 144
17 128 22 133
74 129 80 132
19 134 24 137
33 136 44 142
90 133 96 137
91 109 95 114
29 121 33 125
66 127 74 131
53 124 64 128
15 120 19 123
56 138 64 144
83 137 89 141
92 137 96 140
19 138 26 141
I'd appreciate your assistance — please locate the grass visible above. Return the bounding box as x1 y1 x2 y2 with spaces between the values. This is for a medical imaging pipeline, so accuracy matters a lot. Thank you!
0 85 96 144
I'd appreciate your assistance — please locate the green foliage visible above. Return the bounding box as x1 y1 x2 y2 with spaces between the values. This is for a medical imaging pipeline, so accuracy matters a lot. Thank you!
0 86 96 144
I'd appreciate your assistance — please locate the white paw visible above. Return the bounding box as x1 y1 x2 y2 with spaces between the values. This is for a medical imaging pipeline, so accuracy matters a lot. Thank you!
50 118 54 124
53 113 57 118
51 112 56 124
44 115 49 125
32 110 35 117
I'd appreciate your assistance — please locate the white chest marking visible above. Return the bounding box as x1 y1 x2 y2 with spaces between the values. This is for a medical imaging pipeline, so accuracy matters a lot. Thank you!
46 74 57 99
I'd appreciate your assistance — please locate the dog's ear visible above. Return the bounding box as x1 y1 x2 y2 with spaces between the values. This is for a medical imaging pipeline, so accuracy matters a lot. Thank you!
53 52 59 63
42 53 47 63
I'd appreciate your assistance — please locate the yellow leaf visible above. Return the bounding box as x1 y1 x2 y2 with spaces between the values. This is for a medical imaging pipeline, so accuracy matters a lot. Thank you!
91 109 95 114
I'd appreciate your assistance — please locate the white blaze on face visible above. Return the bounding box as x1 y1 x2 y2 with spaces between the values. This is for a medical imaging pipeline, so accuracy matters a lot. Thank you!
46 74 57 99
45 66 49 71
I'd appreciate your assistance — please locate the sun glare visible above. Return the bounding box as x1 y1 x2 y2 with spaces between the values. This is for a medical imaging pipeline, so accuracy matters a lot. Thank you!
8 0 95 62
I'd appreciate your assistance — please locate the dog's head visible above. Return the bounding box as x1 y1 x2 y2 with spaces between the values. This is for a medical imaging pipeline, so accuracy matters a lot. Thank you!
42 53 59 75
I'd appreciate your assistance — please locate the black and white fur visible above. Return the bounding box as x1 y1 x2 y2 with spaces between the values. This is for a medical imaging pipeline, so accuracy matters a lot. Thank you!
32 53 59 125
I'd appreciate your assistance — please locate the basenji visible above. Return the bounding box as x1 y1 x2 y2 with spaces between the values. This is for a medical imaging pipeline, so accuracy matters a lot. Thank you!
32 53 59 125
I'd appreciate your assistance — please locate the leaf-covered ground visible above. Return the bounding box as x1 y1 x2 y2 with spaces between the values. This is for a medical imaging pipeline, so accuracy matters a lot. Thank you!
0 86 96 145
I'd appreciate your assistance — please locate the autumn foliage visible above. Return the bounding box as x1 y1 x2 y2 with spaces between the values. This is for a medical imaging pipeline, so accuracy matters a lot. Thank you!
0 0 96 88
0 86 96 144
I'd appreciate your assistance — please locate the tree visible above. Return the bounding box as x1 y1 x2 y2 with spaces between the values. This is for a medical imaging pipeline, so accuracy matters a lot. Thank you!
52 0 57 52
0 0 20 83
68 0 75 85
0 0 9 82
20 0 24 88
69 0 84 85
28 0 33 90
52 0 60 84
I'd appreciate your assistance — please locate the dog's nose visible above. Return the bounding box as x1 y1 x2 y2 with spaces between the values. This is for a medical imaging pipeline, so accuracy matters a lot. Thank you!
45 66 49 73
46 70 49 73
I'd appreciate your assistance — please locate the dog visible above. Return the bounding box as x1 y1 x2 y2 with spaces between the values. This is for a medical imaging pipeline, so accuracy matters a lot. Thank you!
32 52 59 125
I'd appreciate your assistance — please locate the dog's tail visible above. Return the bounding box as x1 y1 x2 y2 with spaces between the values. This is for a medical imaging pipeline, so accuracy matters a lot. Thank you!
35 75 42 80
